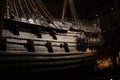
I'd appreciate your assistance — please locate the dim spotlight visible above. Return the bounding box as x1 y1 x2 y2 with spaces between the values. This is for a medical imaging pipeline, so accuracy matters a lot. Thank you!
111 8 114 10
95 14 98 17
110 78 113 80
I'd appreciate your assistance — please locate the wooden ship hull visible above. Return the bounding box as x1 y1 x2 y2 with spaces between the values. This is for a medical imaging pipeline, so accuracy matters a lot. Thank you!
0 51 96 73
0 0 103 74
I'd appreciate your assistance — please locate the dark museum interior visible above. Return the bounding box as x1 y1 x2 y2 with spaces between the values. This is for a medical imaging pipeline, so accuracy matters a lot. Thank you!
0 0 120 80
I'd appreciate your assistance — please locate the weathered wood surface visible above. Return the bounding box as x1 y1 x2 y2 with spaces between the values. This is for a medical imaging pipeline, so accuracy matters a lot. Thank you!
0 50 96 73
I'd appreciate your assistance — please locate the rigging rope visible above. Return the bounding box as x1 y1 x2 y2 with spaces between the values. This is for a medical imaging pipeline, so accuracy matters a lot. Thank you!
69 0 82 28
30 0 45 24
31 0 42 17
9 0 14 14
27 0 42 24
23 0 32 17
8 0 17 19
28 0 37 16
23 0 37 23
18 0 27 20
36 0 58 28
38 0 54 20
13 0 19 20
7 0 66 30
28 0 52 26
37 0 52 20
31 0 48 25
38 0 64 29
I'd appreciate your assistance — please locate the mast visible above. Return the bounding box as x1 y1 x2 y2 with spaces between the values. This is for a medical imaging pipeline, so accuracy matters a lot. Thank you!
62 0 67 21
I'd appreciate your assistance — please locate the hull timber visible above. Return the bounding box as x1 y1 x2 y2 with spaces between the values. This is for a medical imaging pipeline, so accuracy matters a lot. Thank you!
0 18 98 73
0 0 103 74
0 51 96 73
